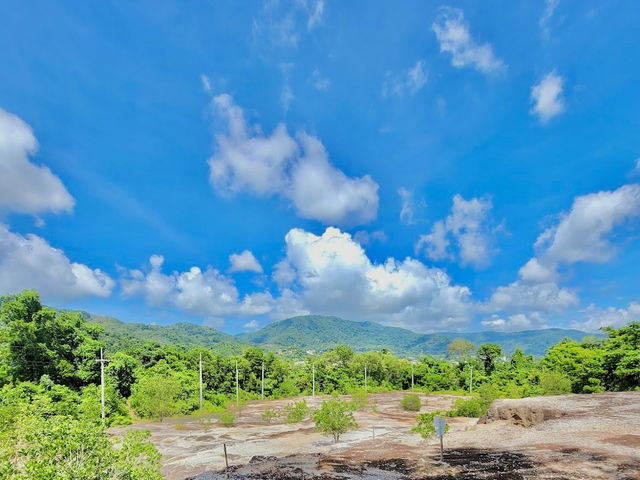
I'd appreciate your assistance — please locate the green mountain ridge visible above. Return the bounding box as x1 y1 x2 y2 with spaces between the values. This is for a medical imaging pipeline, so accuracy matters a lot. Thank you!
87 312 596 358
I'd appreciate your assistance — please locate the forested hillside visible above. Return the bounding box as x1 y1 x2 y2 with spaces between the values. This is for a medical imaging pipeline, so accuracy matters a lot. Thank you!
90 312 595 358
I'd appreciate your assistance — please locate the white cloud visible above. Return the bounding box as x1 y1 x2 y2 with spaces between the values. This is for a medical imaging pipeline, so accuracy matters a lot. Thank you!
536 184 640 265
631 158 640 175
307 0 324 30
311 68 330 91
482 312 547 331
572 302 640 332
485 184 640 319
540 0 560 35
200 74 212 94
228 250 263 273
531 71 566 124
208 94 379 225
416 194 496 268
383 60 428 97
432 7 505 74
398 188 426 225
243 319 260 331
0 223 114 299
274 227 473 332
0 109 75 216
121 255 273 320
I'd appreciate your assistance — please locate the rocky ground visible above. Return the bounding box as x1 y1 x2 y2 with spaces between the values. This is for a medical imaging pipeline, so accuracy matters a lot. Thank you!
109 391 640 479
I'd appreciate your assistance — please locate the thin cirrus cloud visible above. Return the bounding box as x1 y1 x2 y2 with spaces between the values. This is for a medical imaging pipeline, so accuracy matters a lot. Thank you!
382 60 428 98
432 7 505 74
531 71 566 124
207 93 379 226
0 108 75 216
416 194 497 269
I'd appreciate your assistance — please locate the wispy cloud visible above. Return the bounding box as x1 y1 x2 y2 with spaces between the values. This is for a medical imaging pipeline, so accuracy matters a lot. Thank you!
383 60 428 98
432 7 505 74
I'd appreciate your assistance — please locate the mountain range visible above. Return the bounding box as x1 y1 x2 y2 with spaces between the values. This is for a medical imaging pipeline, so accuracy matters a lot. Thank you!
86 313 597 358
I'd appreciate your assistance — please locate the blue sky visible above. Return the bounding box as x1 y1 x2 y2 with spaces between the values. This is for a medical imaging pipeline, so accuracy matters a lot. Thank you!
1 0 639 334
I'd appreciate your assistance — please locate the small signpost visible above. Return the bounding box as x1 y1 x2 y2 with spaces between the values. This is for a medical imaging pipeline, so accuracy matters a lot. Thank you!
433 416 446 462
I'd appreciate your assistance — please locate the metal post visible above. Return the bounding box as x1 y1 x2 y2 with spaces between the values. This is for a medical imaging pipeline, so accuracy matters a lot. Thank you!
411 363 414 389
235 361 239 406
199 353 203 410
364 364 367 393
261 361 265 399
440 436 444 462
312 363 315 396
95 348 109 425
223 443 229 469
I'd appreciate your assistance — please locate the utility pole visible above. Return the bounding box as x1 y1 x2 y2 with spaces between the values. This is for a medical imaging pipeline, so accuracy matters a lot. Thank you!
411 362 414 389
364 364 368 393
312 363 316 396
235 361 239 406
261 361 265 399
95 348 110 425
199 353 203 410
469 363 473 395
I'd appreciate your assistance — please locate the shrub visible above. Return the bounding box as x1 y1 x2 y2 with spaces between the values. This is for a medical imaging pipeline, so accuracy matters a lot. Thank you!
539 370 572 396
449 397 488 417
412 410 449 438
401 394 421 411
284 400 310 423
350 389 369 411
261 408 282 423
314 396 358 443
218 411 235 427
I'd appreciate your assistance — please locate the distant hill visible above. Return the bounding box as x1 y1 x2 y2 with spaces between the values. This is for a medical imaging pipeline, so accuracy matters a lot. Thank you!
86 312 597 358
85 313 244 355
238 315 596 357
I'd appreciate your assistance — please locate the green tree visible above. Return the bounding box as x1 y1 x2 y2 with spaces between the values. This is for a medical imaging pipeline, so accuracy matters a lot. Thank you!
0 291 103 387
446 338 475 360
314 396 358 442
130 373 181 421
539 370 572 395
477 343 503 375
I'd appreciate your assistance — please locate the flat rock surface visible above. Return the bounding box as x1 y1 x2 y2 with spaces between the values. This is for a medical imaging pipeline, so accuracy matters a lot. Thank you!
109 391 640 479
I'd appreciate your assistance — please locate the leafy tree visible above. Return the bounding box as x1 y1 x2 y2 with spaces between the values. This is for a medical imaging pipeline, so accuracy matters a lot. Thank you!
477 343 503 375
401 394 421 411
539 370 572 395
130 373 181 421
447 338 475 360
314 396 357 442
284 400 310 423
0 291 103 387
412 410 449 438
106 352 140 398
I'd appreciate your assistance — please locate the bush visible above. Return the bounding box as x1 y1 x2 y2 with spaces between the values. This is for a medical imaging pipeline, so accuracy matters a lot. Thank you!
449 397 488 417
539 370 572 396
284 400 310 423
412 410 450 438
314 396 358 442
261 408 282 423
401 394 421 411
218 411 235 427
350 389 369 411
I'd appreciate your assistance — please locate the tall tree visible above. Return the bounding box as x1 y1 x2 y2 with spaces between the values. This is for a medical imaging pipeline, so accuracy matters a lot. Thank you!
477 343 502 375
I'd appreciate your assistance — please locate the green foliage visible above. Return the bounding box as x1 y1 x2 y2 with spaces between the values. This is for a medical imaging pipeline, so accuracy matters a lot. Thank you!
284 400 310 423
477 343 503 375
130 372 181 421
218 411 235 427
447 338 475 360
449 397 489 417
261 407 282 423
313 396 358 442
350 389 369 410
401 393 421 411
539 370 572 395
412 410 450 438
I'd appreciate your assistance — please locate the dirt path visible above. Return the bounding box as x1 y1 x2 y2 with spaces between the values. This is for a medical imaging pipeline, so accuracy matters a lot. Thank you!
109 391 640 480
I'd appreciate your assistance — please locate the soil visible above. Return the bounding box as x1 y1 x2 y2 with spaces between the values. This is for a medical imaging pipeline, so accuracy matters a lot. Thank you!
109 391 640 480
